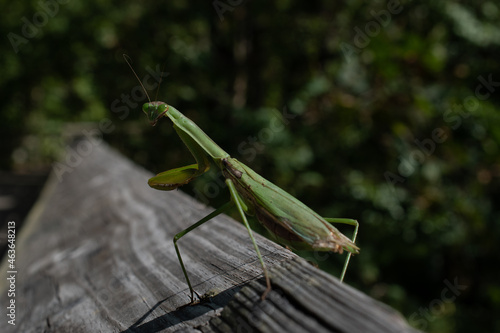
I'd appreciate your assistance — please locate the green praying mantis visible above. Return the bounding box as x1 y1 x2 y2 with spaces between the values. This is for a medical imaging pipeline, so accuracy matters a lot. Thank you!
125 56 360 302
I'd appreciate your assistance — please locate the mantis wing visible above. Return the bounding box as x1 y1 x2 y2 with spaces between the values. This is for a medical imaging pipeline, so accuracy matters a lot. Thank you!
223 158 359 254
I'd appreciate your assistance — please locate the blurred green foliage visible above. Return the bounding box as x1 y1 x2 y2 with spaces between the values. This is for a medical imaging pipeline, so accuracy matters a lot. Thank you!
1 0 499 331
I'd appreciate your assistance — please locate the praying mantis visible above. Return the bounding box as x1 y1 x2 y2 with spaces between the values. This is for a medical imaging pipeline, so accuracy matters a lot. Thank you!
126 56 360 302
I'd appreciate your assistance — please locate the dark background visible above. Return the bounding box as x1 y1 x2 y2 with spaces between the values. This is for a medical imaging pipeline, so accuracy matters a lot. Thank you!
1 1 499 332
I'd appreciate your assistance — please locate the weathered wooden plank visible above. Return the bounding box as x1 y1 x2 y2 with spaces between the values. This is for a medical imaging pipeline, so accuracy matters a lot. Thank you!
0 140 419 332
204 258 420 333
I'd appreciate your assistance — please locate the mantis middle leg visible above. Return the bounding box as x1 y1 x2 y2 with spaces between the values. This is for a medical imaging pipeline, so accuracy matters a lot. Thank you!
226 178 272 300
174 201 233 302
173 181 272 302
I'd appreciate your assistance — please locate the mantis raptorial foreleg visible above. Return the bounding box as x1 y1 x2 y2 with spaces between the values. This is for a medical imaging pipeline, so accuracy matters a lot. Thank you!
323 218 359 282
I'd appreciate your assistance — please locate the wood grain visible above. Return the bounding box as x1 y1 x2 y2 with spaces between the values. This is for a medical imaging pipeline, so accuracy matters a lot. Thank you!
0 140 419 333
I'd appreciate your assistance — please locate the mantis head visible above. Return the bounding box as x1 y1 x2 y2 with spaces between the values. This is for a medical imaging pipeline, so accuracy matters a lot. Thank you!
142 102 169 126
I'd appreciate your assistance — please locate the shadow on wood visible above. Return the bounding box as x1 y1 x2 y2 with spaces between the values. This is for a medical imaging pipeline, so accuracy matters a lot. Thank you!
122 285 243 332
0 139 420 333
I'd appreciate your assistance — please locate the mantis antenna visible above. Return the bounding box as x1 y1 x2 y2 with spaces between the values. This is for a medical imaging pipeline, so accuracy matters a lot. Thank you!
123 54 152 103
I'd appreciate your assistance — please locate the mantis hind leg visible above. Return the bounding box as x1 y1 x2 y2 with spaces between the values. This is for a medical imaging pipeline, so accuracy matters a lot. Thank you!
174 201 233 303
323 218 359 282
225 179 272 300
